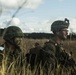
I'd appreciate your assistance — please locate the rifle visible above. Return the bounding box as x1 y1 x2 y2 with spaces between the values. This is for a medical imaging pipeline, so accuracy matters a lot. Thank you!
59 50 76 68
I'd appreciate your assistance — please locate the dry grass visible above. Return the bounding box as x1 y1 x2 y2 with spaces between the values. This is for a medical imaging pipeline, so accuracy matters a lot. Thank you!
0 38 76 75
63 40 76 61
0 37 5 45
24 38 76 61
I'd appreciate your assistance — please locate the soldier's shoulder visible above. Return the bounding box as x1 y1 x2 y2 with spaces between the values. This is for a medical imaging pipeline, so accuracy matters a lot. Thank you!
43 40 56 51
44 39 56 46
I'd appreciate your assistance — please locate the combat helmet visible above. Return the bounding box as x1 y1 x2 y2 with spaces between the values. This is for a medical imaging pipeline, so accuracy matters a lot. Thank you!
3 26 24 42
51 18 69 32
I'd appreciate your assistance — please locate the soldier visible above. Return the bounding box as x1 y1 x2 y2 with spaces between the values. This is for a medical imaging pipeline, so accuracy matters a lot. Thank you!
3 26 24 69
26 42 42 74
30 42 42 54
41 18 76 75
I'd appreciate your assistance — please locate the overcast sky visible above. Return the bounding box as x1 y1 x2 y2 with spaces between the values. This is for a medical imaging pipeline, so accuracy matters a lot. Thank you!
0 0 76 33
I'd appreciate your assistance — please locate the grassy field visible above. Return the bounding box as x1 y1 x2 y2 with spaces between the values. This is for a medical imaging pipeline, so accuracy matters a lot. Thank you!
23 38 76 61
0 37 76 75
0 37 76 61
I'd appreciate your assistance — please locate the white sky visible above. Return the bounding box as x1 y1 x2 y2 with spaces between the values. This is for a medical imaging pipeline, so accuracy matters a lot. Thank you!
0 0 76 33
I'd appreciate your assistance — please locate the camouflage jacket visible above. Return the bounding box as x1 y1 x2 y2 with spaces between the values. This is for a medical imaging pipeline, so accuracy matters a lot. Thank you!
41 40 76 75
41 38 75 68
26 45 42 70
3 43 22 68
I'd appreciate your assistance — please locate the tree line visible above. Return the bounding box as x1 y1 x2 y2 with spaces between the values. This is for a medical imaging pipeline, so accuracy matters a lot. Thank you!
0 28 76 40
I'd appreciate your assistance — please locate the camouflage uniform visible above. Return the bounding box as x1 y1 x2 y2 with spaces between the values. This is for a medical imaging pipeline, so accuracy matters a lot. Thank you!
26 42 42 74
42 38 69 75
26 42 42 70
3 26 24 69
41 18 76 75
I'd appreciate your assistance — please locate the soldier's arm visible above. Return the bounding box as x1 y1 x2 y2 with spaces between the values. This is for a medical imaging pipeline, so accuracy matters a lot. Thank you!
40 42 56 64
43 42 56 57
39 42 57 70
